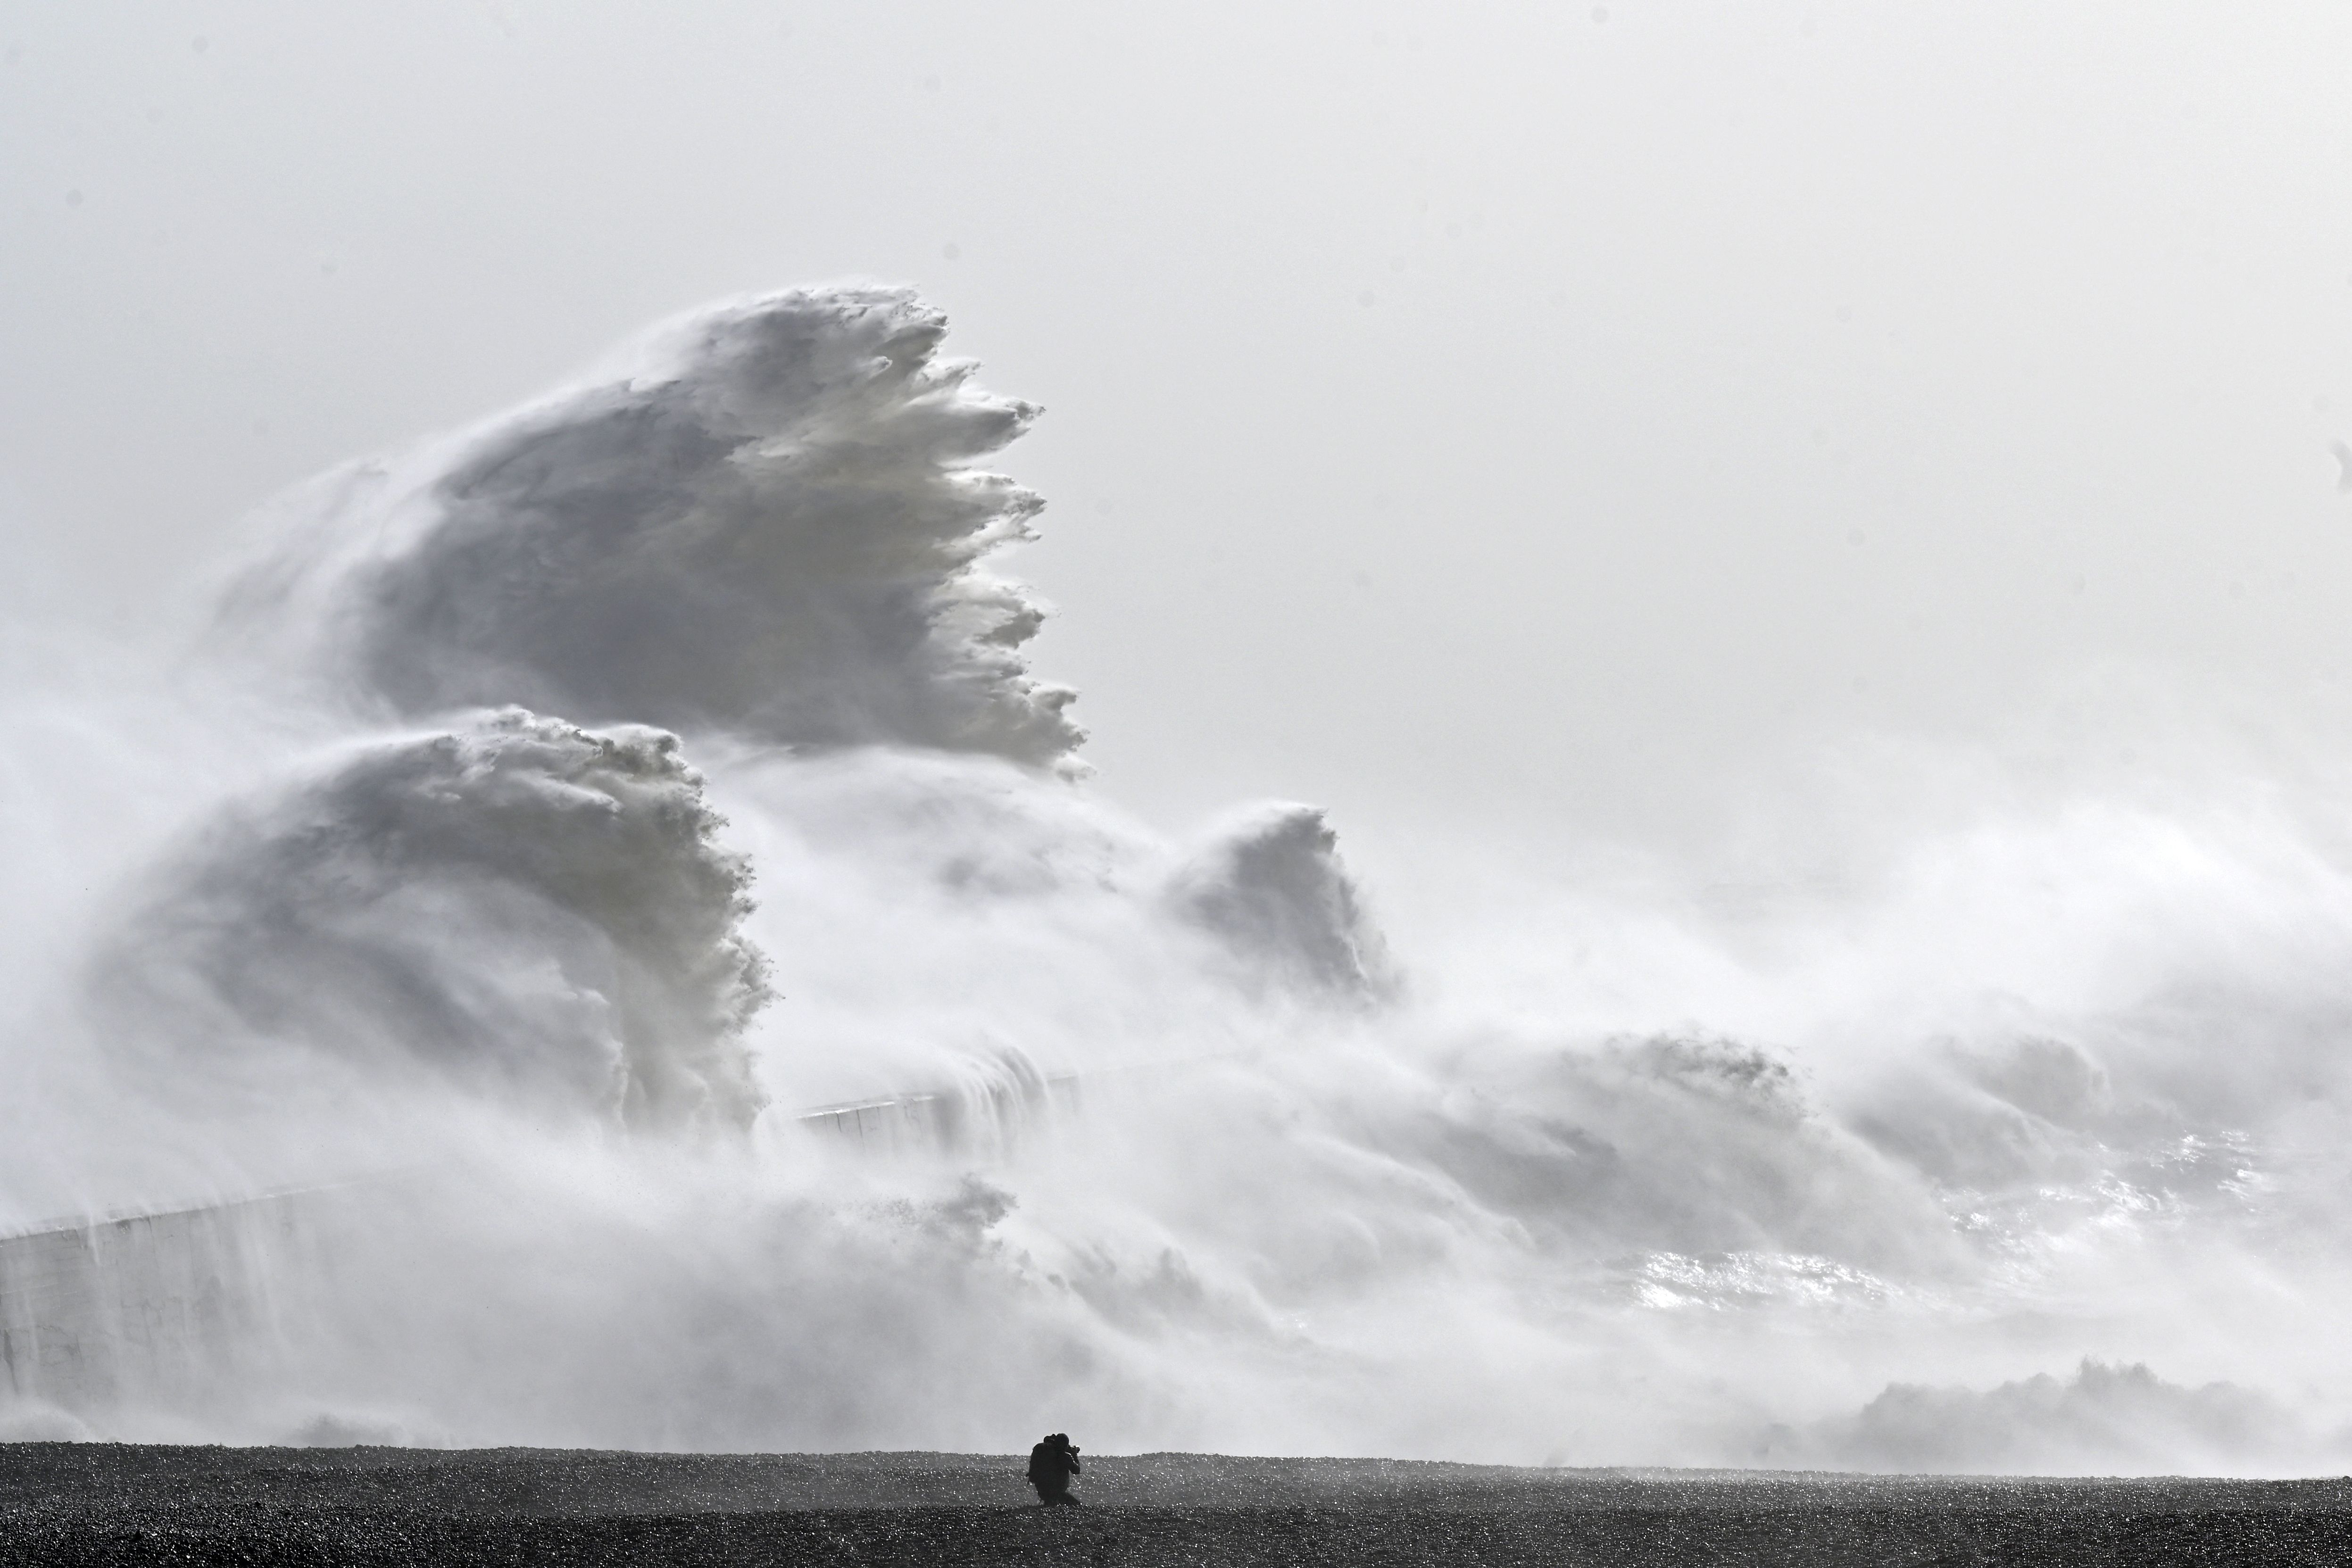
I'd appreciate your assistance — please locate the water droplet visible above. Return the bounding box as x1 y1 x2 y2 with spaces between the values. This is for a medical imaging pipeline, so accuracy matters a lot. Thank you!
941 242 960 261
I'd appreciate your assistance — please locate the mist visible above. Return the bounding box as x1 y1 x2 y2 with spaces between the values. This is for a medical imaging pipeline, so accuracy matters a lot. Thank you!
7 2 2352 1477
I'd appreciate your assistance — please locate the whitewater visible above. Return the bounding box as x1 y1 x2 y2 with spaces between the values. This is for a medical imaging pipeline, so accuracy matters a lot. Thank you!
2 286 2349 1474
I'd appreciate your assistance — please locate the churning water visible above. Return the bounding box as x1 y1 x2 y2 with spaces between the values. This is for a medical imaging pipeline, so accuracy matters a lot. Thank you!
3 287 2350 1473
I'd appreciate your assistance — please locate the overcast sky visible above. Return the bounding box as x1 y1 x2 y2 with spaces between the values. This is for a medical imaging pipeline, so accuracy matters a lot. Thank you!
8 1 2352 868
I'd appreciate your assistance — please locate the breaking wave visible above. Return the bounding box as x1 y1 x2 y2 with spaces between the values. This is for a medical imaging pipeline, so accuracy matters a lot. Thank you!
215 287 1079 765
5 285 2352 1473
1167 804 1396 1002
91 709 768 1135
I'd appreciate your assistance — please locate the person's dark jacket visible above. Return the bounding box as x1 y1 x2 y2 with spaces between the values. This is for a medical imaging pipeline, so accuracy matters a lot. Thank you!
1027 1437 1080 1496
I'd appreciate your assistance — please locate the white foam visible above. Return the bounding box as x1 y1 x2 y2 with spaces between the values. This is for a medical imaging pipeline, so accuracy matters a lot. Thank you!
6 286 2350 1470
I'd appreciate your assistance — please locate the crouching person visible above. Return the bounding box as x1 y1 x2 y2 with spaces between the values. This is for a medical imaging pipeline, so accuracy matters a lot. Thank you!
1027 1432 1081 1505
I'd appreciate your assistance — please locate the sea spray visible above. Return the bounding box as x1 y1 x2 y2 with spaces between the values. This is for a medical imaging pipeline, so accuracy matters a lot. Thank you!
89 709 768 1134
3 287 2351 1471
1167 803 1398 1002
210 288 1079 764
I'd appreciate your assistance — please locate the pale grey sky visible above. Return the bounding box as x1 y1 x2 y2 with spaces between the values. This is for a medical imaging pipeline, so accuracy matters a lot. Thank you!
8 1 2352 862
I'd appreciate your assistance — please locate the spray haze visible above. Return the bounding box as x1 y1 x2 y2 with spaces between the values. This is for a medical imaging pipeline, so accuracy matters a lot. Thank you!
1 283 2349 1475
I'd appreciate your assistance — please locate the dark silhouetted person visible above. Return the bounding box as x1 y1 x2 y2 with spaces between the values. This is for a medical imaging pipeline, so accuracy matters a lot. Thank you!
1027 1432 1081 1505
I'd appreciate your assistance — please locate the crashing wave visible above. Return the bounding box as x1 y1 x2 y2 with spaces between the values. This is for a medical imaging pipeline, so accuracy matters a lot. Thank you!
215 287 1080 766
1165 803 1395 1002
11 281 2347 1467
91 709 768 1133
